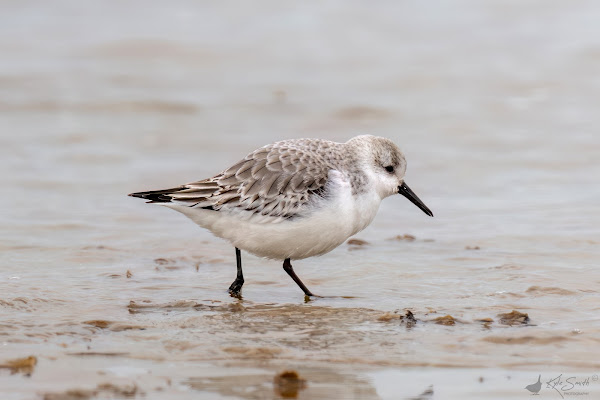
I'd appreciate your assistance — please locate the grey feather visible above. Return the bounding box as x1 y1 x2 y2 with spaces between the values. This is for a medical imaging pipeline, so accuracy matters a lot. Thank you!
150 138 358 221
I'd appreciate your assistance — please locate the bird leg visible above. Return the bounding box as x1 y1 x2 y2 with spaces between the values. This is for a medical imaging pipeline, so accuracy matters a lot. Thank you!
228 248 244 296
283 258 314 296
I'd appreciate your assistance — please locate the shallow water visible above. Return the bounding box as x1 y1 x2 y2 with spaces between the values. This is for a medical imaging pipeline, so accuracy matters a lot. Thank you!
1 0 600 398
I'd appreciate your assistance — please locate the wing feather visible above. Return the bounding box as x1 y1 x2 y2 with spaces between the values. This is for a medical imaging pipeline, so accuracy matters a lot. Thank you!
158 139 338 221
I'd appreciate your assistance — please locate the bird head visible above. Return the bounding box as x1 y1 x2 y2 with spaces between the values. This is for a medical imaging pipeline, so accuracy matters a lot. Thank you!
348 135 433 217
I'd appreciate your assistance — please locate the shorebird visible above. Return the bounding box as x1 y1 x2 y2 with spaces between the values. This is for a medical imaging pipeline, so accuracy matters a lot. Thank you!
129 135 433 297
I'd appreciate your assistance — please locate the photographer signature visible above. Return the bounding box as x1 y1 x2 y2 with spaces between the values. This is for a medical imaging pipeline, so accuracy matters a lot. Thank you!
545 374 591 398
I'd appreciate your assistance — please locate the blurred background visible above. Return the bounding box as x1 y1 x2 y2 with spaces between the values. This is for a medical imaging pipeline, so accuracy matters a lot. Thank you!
2 0 598 247
1 1 599 399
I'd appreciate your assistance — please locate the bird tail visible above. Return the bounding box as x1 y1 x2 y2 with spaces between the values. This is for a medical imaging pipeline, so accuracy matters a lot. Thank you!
128 187 186 203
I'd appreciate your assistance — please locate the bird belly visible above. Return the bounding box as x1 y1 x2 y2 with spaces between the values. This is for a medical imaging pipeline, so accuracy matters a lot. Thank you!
163 182 382 260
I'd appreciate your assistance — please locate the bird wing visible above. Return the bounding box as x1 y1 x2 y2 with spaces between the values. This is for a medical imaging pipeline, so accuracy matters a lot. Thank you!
152 139 335 221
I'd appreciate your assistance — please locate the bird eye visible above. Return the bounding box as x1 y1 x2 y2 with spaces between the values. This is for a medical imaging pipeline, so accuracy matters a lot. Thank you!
385 165 394 173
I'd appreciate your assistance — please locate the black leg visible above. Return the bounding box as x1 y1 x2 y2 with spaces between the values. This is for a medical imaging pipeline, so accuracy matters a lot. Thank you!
283 258 314 297
228 247 244 296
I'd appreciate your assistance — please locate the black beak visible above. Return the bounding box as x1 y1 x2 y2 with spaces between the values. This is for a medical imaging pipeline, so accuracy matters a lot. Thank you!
398 182 434 217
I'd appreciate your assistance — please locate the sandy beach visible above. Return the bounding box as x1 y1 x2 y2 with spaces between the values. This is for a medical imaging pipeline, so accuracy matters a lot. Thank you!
1 1 599 398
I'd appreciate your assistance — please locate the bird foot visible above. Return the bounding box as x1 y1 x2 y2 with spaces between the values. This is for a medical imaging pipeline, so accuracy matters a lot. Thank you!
228 279 244 298
303 294 323 302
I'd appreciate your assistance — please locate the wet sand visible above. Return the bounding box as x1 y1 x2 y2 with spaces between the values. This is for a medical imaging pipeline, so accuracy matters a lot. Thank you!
1 0 600 399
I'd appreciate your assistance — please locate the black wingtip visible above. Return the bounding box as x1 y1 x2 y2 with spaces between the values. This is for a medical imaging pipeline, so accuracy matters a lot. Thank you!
128 186 186 203
128 192 172 202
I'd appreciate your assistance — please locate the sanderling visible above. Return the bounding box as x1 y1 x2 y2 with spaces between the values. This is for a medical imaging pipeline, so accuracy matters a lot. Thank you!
129 135 433 297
